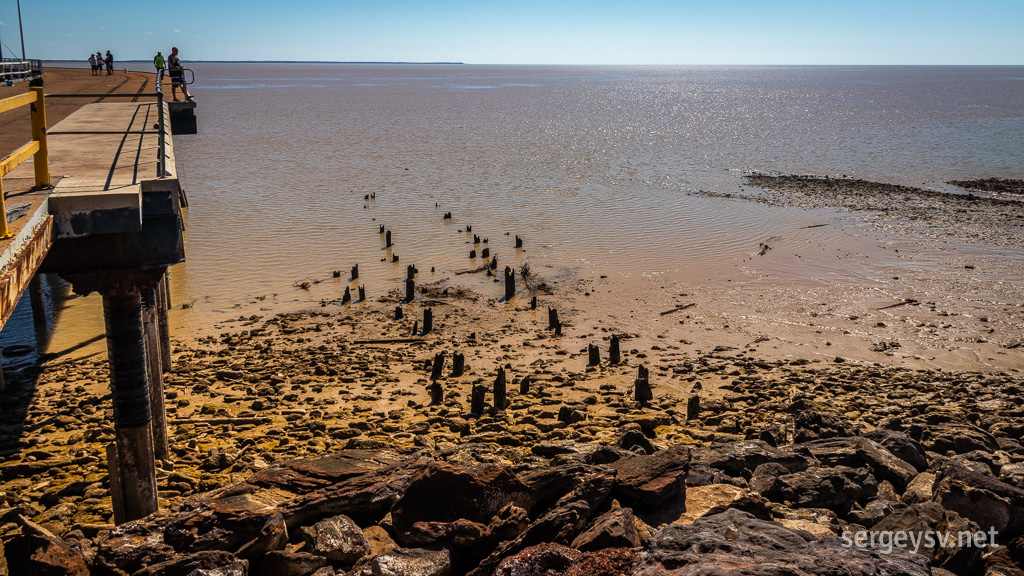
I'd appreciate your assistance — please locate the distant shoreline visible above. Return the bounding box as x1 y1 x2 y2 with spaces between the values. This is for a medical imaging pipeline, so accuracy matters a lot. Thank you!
42 60 466 65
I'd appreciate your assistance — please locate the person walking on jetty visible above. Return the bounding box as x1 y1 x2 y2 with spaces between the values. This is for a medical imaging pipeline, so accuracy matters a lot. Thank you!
105 50 114 75
153 51 165 80
167 47 193 102
88 53 98 75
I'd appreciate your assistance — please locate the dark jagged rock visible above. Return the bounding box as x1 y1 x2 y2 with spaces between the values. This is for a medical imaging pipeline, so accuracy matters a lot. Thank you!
750 465 877 513
608 444 690 507
924 422 1000 454
298 514 370 565
982 535 1024 576
493 542 637 576
932 460 1024 537
5 517 91 576
569 507 640 550
793 409 861 442
865 429 929 472
793 436 917 490
353 546 451 576
633 508 931 576
390 461 532 548
134 550 248 576
616 422 655 454
691 440 812 480
871 501 983 575
251 550 327 576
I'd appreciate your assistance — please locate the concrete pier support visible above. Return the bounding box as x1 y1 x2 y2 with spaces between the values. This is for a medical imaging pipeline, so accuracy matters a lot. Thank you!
156 277 172 372
102 287 158 523
142 287 168 461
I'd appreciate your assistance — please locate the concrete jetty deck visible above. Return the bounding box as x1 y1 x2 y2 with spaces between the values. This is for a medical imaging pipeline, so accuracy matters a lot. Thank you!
0 67 192 523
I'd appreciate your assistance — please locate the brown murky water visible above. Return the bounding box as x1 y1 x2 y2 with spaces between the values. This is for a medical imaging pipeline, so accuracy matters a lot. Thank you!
4 64 1023 369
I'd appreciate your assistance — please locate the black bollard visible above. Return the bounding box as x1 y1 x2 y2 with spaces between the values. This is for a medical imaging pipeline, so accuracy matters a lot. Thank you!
494 367 507 410
430 352 445 380
588 343 600 366
481 247 489 258
451 352 465 377
609 334 621 364
406 278 415 302
423 308 433 335
358 285 366 301
515 235 523 248
395 306 404 320
342 286 351 304
635 365 652 406
519 374 531 395
386 230 392 247
470 385 486 416
504 267 515 300
686 395 700 421
351 264 359 279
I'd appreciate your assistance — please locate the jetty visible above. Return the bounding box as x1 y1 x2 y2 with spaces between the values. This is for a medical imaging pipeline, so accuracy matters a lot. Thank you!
0 68 196 523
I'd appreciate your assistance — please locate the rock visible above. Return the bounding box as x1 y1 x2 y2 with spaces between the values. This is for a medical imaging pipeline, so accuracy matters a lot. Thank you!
633 508 930 576
932 460 1024 536
1000 462 1024 490
793 409 861 441
616 422 654 454
794 436 917 490
298 514 370 566
924 422 1000 454
902 472 935 504
871 501 983 575
5 516 90 576
134 551 248 576
361 547 452 576
390 461 531 547
251 550 327 576
494 542 637 576
235 512 288 559
570 507 640 550
690 440 812 480
865 430 929 472
608 444 690 507
982 535 1024 576
664 483 750 525
751 466 877 513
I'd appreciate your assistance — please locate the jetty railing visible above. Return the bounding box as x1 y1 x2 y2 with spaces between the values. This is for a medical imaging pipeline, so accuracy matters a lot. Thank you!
0 59 43 85
0 85 50 239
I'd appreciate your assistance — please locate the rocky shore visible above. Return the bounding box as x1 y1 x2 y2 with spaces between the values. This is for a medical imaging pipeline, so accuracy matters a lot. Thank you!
2 282 1024 575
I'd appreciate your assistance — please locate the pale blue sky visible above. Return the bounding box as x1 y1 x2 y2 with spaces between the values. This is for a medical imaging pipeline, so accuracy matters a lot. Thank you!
1 0 1022 64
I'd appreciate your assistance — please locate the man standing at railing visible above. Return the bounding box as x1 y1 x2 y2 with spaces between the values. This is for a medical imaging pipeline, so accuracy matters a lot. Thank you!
167 47 193 102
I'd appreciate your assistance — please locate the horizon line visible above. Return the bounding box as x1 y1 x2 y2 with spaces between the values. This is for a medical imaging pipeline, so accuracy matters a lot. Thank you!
39 60 1024 67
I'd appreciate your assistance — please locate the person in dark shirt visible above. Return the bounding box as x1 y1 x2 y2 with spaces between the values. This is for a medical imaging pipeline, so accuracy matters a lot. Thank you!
105 51 114 75
167 47 193 101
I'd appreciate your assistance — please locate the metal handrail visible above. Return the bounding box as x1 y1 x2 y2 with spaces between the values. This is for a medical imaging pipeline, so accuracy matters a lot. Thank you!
0 59 44 85
0 85 49 239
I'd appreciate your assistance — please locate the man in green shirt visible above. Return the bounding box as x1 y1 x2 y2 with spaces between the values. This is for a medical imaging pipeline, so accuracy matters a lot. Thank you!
154 51 165 80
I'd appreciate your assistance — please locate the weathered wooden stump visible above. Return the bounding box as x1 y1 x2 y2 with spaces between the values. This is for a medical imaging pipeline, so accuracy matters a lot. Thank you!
443 212 452 219
379 224 385 234
430 352 445 380
451 352 465 377
423 308 433 335
635 365 652 406
470 249 477 258
519 374 531 395
405 278 415 302
504 267 515 300
548 307 559 329
351 264 359 279
358 285 365 301
588 343 600 366
394 306 404 320
470 385 486 416
429 381 443 405
494 367 507 410
407 264 416 280
686 395 700 421
466 225 472 232
332 270 341 278
342 286 351 304
609 334 621 364
481 247 490 258
473 234 480 244
392 254 399 262
411 320 418 336
530 296 537 310
385 230 392 247
515 235 523 248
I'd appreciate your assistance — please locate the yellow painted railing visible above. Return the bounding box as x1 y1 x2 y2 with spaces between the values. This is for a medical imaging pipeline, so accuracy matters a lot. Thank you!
0 86 50 239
